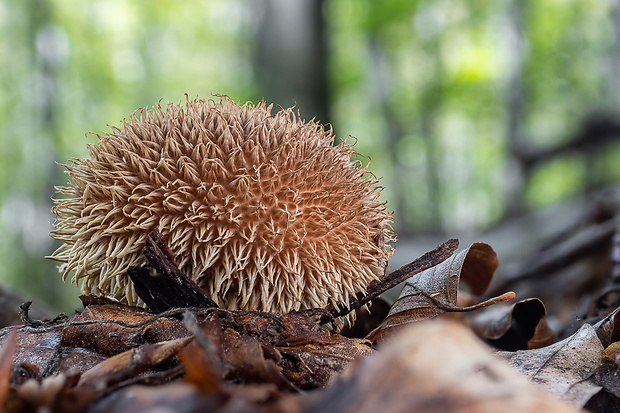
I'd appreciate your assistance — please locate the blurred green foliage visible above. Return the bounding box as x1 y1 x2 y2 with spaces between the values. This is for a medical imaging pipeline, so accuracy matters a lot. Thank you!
0 0 259 310
0 0 618 310
328 0 616 232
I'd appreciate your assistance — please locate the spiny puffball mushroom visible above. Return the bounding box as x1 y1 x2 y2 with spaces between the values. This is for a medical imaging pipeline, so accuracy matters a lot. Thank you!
49 96 394 315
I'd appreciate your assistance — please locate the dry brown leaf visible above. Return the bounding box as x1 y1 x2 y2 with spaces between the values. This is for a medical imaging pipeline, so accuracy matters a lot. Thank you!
370 243 515 342
221 328 297 391
62 301 188 356
7 322 118 378
593 305 620 348
11 329 62 376
304 320 579 413
471 298 556 350
277 336 374 388
179 316 224 393
593 341 620 399
77 336 192 388
497 323 604 408
178 309 373 391
55 347 107 375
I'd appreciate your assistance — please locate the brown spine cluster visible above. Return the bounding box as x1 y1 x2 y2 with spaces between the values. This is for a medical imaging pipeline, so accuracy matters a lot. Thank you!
50 97 394 314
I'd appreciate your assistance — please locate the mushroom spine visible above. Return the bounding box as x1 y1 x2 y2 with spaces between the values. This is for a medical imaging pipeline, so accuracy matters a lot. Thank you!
50 97 394 315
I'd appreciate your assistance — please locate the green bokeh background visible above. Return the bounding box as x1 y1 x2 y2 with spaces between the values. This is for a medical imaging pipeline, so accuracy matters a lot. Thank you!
1 0 618 312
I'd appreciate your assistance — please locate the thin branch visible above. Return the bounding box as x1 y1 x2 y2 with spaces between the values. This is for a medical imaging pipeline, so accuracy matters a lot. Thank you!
405 284 515 313
330 239 459 318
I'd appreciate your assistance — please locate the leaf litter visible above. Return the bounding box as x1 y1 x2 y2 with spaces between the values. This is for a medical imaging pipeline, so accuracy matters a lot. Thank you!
0 225 619 412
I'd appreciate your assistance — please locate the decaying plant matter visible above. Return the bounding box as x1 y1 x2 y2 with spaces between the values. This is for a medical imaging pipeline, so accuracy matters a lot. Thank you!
0 236 520 413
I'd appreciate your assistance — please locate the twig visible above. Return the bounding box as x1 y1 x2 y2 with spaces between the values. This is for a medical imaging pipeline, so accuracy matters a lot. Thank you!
405 284 516 313
2 307 219 339
330 239 459 318
128 229 218 313
18 301 68 328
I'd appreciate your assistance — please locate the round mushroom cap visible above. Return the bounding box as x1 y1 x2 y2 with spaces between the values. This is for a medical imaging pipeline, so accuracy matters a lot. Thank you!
50 97 394 315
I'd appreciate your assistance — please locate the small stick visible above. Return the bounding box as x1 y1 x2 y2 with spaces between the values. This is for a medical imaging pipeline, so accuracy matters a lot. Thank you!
330 239 459 318
128 230 218 313
19 301 68 328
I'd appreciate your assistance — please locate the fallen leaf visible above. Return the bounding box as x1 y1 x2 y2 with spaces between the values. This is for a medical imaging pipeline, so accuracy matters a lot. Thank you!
277 336 374 388
179 315 224 393
55 347 107 375
304 320 579 413
471 298 556 350
77 336 192 388
332 239 460 318
593 306 620 348
222 328 298 391
61 302 188 356
11 329 62 376
178 309 372 391
497 323 604 408
593 341 620 399
369 243 515 342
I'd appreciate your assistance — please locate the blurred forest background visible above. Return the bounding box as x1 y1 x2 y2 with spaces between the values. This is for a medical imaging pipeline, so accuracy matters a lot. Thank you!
1 0 620 312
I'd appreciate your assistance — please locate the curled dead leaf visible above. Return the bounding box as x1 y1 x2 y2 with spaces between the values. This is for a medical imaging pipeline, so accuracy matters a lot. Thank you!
471 298 556 350
369 243 515 343
593 306 620 348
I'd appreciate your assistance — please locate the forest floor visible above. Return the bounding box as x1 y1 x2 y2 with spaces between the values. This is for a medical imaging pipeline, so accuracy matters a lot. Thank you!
0 189 619 413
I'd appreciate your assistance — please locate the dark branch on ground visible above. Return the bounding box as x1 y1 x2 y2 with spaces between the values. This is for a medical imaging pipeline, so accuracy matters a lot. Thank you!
128 230 219 313
330 239 459 318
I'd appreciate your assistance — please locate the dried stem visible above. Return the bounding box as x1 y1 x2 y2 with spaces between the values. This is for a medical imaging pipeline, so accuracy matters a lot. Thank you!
408 285 516 313
330 239 459 318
